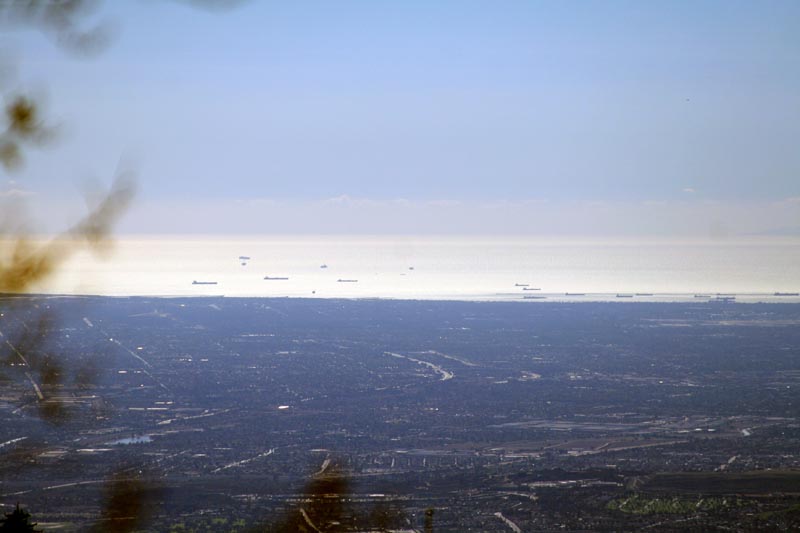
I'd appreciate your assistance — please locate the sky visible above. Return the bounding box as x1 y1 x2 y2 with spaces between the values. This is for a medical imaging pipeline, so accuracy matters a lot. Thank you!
2 0 799 236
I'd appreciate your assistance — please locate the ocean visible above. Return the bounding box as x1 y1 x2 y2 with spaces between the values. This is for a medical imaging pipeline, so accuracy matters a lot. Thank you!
27 235 800 302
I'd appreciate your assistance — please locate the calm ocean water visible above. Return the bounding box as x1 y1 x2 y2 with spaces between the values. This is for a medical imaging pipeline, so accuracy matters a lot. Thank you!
30 236 800 302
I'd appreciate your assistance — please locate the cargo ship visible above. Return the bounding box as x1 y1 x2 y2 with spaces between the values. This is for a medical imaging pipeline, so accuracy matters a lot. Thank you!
337 279 358 283
264 276 289 280
709 296 736 303
192 280 218 285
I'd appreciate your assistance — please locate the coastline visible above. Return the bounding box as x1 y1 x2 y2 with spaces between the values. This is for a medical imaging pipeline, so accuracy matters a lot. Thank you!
3 293 800 304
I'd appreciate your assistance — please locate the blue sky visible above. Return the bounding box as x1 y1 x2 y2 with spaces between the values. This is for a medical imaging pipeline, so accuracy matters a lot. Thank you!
2 0 799 235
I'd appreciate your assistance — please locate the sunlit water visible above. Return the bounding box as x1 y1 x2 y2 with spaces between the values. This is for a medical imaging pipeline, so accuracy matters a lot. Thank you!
23 236 800 302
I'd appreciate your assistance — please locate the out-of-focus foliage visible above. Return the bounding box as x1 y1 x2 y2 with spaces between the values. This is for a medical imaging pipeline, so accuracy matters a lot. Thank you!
0 3 311 532
263 462 406 532
0 174 135 293
91 469 163 533
0 171 134 424
0 2 133 426
0 0 111 55
0 94 55 171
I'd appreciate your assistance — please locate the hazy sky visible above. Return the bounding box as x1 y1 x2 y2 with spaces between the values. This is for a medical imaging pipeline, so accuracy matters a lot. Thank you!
2 0 799 235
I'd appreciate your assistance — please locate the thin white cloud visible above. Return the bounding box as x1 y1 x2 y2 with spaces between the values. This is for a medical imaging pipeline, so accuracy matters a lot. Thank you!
235 197 279 207
776 196 800 205
682 188 696 193
0 188 36 198
35 192 799 239
321 194 352 205
321 195 461 209
321 194 384 207
426 199 462 207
